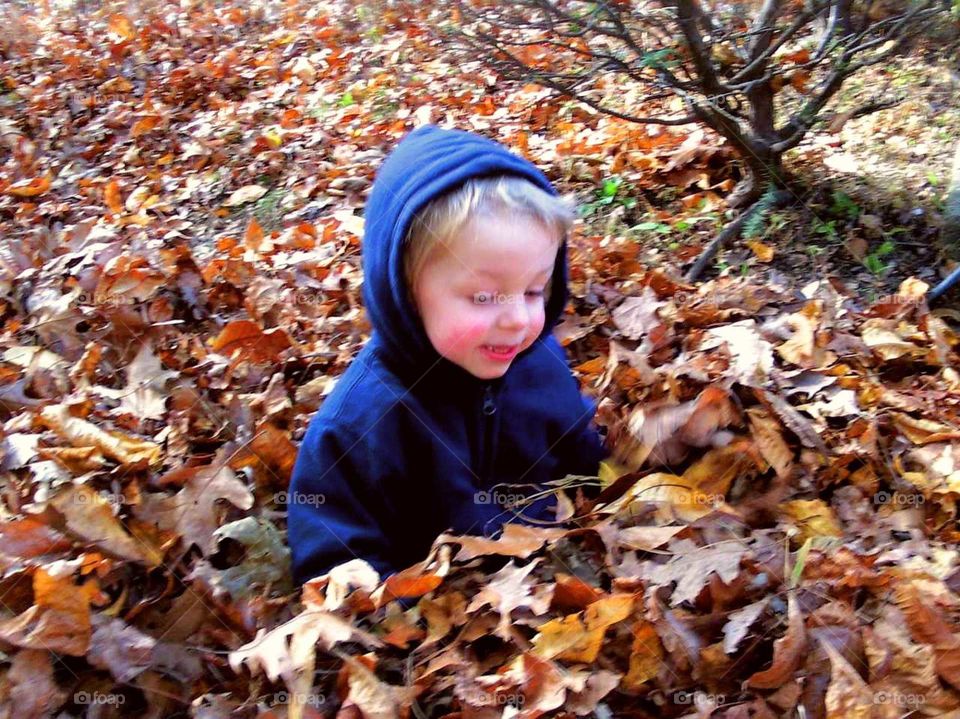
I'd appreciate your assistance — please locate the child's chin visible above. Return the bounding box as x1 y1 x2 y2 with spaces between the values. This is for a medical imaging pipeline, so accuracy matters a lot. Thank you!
465 360 510 380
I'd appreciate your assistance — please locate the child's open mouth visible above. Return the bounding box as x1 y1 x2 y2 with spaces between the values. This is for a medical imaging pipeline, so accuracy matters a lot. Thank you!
480 344 520 361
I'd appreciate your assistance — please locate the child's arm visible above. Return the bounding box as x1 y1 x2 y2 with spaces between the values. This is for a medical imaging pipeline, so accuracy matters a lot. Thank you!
558 392 610 478
287 421 398 584
541 335 610 480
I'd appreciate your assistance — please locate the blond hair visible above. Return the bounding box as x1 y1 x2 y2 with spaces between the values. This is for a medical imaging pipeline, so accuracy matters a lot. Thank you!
403 175 575 297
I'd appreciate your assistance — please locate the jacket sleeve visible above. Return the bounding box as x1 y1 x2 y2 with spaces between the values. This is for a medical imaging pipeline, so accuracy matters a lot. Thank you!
287 419 399 585
541 334 610 481
559 392 610 478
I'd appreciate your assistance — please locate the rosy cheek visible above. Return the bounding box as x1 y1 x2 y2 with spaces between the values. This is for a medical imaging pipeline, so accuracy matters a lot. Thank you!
434 320 488 354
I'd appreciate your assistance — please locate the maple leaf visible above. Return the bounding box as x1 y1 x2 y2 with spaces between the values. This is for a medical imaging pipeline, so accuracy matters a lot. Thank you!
135 453 254 555
639 539 747 606
466 559 553 641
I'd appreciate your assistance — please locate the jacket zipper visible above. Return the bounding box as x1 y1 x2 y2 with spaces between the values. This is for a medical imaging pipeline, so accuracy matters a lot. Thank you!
477 382 497 486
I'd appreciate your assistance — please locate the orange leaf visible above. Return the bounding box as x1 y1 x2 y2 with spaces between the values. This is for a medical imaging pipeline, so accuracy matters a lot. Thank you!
781 48 811 64
108 13 136 41
551 573 602 611
622 620 664 689
226 7 247 24
475 96 496 116
747 593 807 688
209 320 292 364
104 180 123 214
0 517 72 558
131 115 160 137
380 573 442 602
6 175 51 197
790 70 811 93
280 108 302 128
244 216 265 249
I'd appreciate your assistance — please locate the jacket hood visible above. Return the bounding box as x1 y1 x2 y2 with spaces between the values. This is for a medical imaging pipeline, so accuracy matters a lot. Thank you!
361 124 569 380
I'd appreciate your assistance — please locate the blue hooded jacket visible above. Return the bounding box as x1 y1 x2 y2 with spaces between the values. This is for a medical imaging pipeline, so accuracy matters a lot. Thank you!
288 125 608 584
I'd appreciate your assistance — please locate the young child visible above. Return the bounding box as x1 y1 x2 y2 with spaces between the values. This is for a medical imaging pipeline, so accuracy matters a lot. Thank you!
288 124 608 585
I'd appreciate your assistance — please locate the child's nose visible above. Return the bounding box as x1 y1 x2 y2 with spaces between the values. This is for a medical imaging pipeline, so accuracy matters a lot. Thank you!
497 298 529 330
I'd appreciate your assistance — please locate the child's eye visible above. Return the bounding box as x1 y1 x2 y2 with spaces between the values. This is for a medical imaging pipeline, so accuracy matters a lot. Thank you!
473 291 496 305
525 289 545 299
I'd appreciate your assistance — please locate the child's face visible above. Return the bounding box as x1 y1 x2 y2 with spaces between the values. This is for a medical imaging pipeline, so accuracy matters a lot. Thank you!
412 212 560 380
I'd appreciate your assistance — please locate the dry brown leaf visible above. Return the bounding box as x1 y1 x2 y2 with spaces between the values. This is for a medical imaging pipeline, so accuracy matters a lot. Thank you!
640 539 746 606
2 649 65 719
224 184 268 207
614 386 738 470
622 619 664 690
757 389 830 454
135 458 254 555
50 484 158 565
747 407 794 478
466 559 553 641
822 640 875 719
861 319 922 360
702 319 776 386
39 404 162 468
612 287 666 340
437 523 566 561
339 655 402 719
0 568 98 656
723 598 769 654
747 593 807 689
230 611 379 719
895 582 960 691
87 614 156 682
618 525 685 551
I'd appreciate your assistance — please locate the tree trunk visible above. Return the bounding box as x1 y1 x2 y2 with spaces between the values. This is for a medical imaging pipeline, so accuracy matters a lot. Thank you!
727 150 789 208
942 139 960 261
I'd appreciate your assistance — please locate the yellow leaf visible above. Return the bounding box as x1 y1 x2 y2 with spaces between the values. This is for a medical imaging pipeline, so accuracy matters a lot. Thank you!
264 129 283 148
532 595 633 663
780 499 843 542
622 621 663 689
599 459 631 486
532 614 589 660
747 240 775 262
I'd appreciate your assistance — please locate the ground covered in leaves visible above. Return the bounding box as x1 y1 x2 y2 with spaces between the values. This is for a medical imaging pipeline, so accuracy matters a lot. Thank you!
2 1 960 718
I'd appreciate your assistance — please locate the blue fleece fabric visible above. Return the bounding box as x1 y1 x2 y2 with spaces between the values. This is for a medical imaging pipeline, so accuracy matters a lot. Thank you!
288 125 608 584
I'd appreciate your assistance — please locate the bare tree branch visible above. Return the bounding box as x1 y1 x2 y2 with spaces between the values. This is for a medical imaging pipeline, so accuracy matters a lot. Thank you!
439 0 950 207
673 0 726 95
747 0 783 60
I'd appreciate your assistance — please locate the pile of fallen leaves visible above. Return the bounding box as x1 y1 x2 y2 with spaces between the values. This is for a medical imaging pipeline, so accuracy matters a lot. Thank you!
221 273 960 719
3 227 960 718
2 1 960 718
